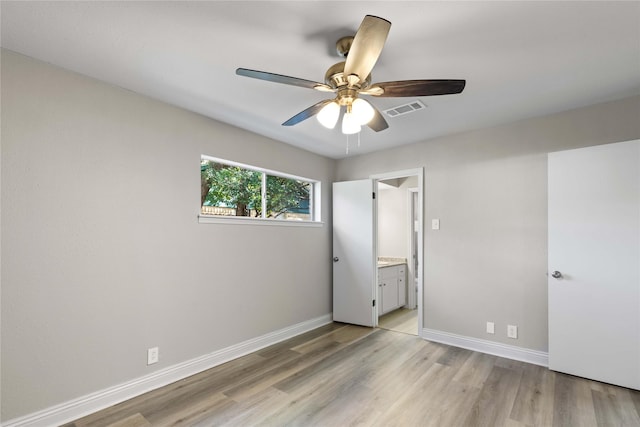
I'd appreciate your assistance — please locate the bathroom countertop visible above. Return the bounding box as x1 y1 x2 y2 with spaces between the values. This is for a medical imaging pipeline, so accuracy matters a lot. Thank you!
377 257 407 268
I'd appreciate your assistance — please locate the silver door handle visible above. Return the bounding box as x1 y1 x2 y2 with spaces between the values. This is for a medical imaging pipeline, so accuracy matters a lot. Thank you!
333 257 339 262
551 271 562 279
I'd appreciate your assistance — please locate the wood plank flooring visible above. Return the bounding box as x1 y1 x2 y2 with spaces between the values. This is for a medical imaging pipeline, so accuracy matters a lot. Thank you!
378 308 418 335
64 324 640 427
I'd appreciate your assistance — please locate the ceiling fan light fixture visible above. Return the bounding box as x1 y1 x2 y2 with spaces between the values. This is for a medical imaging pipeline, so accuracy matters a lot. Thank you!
236 15 466 140
351 98 375 125
342 111 362 134
316 101 340 129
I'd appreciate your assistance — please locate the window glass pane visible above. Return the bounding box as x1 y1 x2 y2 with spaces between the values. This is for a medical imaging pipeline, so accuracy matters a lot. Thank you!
266 175 311 221
201 160 262 217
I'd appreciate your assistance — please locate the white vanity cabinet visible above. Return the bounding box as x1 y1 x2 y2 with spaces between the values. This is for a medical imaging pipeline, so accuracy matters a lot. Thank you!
377 264 407 315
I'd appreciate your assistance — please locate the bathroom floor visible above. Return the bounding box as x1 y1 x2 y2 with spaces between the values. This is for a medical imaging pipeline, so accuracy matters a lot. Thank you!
378 308 418 335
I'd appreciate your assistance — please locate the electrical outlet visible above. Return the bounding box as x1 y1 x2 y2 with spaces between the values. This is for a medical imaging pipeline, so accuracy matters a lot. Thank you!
486 321 495 334
507 325 518 339
147 347 159 365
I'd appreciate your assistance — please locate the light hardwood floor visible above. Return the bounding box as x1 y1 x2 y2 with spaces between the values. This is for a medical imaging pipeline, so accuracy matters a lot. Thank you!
65 323 640 427
378 308 418 335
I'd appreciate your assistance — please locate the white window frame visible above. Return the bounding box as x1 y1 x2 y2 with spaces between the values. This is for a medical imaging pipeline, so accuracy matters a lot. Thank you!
198 155 322 227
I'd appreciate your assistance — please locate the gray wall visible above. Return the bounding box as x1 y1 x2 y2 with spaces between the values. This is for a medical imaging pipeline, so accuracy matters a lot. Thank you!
1 50 334 420
337 95 640 352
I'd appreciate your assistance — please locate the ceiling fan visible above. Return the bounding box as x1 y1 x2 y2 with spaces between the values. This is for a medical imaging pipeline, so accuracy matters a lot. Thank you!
236 15 466 135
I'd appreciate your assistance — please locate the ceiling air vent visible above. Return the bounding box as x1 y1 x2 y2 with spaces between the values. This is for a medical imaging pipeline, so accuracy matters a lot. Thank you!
383 100 426 118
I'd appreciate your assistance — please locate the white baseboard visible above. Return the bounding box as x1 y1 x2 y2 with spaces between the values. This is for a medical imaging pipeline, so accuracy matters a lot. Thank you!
421 328 548 367
3 314 333 427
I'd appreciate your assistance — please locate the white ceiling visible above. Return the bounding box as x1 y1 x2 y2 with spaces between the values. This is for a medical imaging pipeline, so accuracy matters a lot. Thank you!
2 1 639 159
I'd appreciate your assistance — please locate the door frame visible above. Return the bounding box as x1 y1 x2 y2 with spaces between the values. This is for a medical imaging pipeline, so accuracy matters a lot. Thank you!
370 168 424 336
407 187 419 310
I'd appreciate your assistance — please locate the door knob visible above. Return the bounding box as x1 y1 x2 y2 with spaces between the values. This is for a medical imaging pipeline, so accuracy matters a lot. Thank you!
551 271 563 279
333 257 339 262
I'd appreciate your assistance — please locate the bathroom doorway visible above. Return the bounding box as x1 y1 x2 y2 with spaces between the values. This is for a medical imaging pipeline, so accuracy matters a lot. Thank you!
372 169 423 336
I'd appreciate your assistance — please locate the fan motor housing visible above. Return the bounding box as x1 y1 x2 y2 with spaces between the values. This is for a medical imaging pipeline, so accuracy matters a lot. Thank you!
336 88 359 106
324 61 371 90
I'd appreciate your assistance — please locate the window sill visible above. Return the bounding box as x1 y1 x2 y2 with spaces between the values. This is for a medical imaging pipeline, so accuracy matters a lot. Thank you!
198 215 324 227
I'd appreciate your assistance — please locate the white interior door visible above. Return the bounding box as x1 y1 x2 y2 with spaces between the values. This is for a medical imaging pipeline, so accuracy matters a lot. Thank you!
333 179 376 327
548 140 640 390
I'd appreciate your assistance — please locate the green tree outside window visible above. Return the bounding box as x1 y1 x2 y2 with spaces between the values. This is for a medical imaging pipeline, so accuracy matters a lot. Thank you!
201 159 311 220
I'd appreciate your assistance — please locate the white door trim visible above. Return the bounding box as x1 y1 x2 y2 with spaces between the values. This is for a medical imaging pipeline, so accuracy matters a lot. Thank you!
370 168 424 337
407 187 419 310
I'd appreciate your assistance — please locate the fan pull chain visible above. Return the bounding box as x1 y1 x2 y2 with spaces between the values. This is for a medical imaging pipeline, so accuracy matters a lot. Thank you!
345 135 350 155
358 132 361 147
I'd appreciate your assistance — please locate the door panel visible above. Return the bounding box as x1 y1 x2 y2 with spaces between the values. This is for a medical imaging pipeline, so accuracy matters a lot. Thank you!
548 140 640 390
333 180 376 327
382 280 397 313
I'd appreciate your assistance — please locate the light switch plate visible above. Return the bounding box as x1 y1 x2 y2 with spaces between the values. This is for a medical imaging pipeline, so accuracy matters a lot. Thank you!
431 219 440 230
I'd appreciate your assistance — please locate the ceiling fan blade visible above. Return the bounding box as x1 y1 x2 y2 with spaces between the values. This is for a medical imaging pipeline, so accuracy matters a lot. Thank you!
344 15 391 84
367 105 389 132
236 68 333 92
282 99 334 126
365 79 466 97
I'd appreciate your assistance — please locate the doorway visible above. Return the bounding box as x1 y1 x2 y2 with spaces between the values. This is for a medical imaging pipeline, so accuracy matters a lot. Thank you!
372 169 423 337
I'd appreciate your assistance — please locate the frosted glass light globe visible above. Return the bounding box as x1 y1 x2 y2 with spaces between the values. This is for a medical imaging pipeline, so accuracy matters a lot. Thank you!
342 111 362 135
316 101 340 129
351 98 375 125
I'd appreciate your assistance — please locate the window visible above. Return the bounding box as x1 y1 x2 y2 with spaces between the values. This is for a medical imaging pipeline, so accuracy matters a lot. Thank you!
200 155 320 224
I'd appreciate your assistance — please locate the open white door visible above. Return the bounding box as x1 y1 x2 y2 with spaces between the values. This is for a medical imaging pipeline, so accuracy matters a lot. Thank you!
333 179 376 327
548 140 640 390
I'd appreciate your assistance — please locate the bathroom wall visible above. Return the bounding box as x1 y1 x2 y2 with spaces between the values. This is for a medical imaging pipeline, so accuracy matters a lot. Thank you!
377 177 419 260
377 185 408 260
